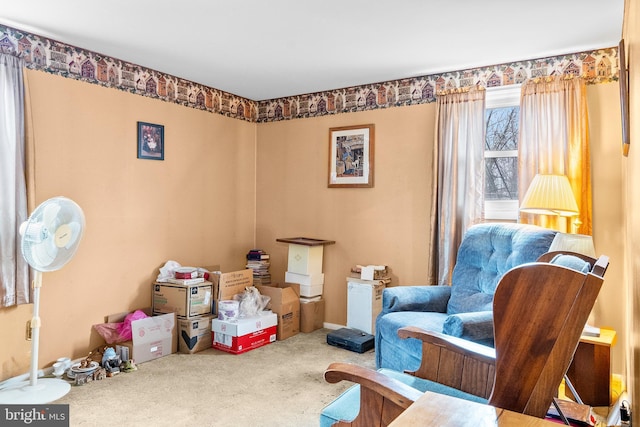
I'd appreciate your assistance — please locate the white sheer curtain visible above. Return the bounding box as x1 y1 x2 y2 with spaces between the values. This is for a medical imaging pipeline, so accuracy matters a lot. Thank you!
518 76 592 234
428 87 486 285
0 54 30 307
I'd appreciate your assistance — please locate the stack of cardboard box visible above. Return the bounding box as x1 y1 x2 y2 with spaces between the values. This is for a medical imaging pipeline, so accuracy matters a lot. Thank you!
152 266 258 354
210 269 278 354
284 243 325 297
152 274 215 354
281 244 326 333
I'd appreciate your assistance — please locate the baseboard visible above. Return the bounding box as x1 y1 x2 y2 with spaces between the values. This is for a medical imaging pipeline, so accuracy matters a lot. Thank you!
323 322 345 330
0 357 84 390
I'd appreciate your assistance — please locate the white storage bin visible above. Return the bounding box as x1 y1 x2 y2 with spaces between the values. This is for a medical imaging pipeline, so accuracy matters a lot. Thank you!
285 271 324 297
287 244 324 275
347 278 385 335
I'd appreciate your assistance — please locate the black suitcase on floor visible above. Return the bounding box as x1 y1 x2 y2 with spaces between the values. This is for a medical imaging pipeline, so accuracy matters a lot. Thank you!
326 328 375 353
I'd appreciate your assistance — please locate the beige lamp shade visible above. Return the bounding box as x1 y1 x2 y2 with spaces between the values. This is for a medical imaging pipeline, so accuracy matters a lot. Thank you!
548 233 596 257
519 174 579 217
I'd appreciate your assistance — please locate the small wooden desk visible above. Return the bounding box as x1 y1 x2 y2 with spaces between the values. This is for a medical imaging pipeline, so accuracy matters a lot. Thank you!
389 391 557 426
566 328 617 406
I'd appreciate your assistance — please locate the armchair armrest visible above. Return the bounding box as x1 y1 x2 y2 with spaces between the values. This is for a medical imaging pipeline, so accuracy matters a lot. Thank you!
324 362 422 426
442 310 494 343
380 286 451 316
398 327 496 399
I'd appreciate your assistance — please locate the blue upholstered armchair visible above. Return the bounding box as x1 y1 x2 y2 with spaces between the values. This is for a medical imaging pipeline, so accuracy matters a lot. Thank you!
375 223 557 372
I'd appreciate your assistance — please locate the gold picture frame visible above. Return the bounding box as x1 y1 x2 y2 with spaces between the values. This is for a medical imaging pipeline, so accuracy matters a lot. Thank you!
328 124 374 188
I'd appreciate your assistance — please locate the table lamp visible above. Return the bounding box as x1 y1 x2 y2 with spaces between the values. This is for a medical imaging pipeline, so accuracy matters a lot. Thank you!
549 233 596 257
520 174 579 232
548 232 600 337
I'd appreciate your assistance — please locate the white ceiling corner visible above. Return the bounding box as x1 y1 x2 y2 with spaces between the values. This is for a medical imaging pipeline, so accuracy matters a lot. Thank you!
0 0 625 101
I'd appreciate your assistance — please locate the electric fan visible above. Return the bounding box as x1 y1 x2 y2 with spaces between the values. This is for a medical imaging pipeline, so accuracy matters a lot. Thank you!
0 196 85 404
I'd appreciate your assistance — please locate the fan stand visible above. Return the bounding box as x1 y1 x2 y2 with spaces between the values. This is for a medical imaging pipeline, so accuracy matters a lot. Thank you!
0 271 71 404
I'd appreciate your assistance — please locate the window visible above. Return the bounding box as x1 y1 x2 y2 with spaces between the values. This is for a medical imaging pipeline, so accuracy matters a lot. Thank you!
484 85 520 220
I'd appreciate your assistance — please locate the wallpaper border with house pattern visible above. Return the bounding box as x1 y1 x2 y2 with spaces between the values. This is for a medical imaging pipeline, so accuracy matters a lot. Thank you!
0 24 619 124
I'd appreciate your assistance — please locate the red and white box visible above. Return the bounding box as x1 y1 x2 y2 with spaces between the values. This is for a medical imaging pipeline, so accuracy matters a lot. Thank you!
211 311 277 354
174 267 198 279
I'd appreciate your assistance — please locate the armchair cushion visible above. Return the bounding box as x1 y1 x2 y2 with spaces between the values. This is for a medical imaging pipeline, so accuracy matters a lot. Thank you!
442 310 494 343
380 285 451 315
447 223 558 314
550 254 591 272
376 311 450 372
376 311 494 372
320 368 487 427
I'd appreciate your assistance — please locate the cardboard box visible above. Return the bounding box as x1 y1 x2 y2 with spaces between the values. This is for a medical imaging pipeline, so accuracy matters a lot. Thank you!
209 269 254 316
300 298 325 333
360 265 375 280
209 268 253 306
347 278 385 334
287 244 324 275
203 264 221 274
152 281 213 318
257 283 300 340
356 265 389 280
284 271 324 286
284 271 324 297
211 312 277 354
107 310 177 364
299 283 323 298
178 315 213 354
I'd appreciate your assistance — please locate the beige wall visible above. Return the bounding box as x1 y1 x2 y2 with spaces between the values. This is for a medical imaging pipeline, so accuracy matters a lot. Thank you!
587 83 627 376
256 104 435 328
0 70 257 380
0 60 629 386
623 0 639 413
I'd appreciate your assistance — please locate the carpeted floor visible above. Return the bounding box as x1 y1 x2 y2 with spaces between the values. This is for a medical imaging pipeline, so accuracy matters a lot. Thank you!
56 328 375 426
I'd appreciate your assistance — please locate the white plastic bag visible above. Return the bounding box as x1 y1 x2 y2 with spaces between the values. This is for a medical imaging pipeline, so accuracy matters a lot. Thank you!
156 260 182 282
233 286 270 317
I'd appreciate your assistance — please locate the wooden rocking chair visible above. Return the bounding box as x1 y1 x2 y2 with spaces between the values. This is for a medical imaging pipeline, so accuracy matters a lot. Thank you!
323 253 609 426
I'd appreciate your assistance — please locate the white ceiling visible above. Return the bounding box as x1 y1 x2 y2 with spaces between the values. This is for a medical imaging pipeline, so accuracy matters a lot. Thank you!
0 0 625 101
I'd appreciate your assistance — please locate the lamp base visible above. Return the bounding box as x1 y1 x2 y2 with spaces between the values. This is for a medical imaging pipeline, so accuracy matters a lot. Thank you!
0 378 71 404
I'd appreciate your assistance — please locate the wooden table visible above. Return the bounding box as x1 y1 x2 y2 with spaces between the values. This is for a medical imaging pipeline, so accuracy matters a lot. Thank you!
275 237 335 246
388 391 558 426
276 236 335 277
566 328 617 406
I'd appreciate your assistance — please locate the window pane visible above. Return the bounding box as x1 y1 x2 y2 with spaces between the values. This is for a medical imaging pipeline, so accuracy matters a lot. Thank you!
485 107 519 151
485 156 518 200
484 88 520 219
485 105 519 202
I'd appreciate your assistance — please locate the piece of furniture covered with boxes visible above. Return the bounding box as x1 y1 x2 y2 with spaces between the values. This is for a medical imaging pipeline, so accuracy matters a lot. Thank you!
320 253 609 426
375 222 557 373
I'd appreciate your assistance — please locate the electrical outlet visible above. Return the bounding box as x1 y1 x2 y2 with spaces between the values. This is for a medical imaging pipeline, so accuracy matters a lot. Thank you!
620 400 631 426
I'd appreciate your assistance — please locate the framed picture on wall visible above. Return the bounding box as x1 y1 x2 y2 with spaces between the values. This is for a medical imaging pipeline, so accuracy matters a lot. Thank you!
328 124 374 188
137 121 164 160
